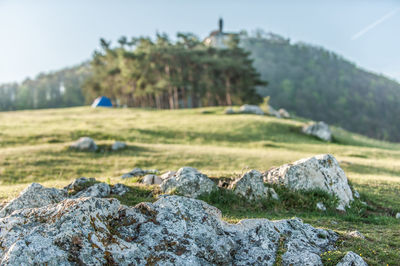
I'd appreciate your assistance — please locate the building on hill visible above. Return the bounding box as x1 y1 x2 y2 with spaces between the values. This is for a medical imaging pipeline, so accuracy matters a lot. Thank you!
204 18 237 48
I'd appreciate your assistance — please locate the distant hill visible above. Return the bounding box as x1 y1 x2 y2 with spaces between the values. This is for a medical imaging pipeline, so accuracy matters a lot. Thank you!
2 31 400 142
240 32 400 141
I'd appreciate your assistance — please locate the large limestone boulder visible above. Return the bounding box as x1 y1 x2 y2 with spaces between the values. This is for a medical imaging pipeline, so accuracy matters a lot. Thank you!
336 251 368 266
239 104 265 115
302 121 332 141
278 108 290 118
267 105 281 118
265 154 354 210
0 183 66 218
230 170 271 201
69 137 98 151
0 193 339 265
160 167 217 198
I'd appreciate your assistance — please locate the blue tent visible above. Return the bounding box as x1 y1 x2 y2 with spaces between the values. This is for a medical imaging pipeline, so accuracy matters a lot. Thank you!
91 96 113 108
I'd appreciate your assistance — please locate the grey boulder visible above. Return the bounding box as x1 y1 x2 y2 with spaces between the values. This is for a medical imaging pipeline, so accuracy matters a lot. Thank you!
111 183 130 196
69 137 98 151
72 182 111 198
121 167 159 179
142 174 163 185
265 154 354 210
239 104 265 115
111 141 126 151
336 251 368 266
64 177 96 191
302 121 332 142
267 105 281 118
278 108 290 118
230 170 270 201
161 167 217 198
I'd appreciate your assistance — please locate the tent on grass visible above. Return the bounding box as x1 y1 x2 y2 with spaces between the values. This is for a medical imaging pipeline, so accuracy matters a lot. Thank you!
91 96 112 108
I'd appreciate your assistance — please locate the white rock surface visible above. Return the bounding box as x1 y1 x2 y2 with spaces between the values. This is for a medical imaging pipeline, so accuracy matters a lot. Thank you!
239 104 265 115
160 171 176 180
353 190 360 199
336 251 368 266
278 108 290 118
161 167 217 198
0 194 339 265
72 182 110 198
396 212 400 219
347 230 365 239
302 121 332 142
69 137 98 151
0 183 66 218
316 202 327 211
111 183 130 196
267 106 281 118
230 170 269 201
267 187 279 200
142 174 163 185
265 154 354 210
111 141 126 151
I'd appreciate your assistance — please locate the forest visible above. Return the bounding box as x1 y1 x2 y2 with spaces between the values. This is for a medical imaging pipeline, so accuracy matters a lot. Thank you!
1 31 400 141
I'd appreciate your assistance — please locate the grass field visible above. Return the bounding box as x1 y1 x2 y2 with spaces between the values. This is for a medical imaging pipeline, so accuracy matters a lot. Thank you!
0 106 399 265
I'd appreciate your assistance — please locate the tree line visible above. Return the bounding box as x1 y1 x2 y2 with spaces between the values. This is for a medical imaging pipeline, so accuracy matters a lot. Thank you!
83 33 264 108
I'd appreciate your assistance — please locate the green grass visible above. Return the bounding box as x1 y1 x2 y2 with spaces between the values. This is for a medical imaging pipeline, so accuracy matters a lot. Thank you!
0 106 399 265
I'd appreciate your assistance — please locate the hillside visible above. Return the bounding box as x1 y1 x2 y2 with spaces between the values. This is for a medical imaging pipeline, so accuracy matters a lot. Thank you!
241 33 400 141
0 107 399 264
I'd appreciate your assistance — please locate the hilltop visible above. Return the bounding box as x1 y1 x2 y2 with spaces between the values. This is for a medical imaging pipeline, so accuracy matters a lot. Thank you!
0 107 399 264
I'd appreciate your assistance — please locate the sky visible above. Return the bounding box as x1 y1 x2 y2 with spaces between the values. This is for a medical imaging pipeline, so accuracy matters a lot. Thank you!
0 0 399 84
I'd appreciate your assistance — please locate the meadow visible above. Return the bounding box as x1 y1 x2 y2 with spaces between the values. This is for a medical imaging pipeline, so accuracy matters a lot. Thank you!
0 106 399 265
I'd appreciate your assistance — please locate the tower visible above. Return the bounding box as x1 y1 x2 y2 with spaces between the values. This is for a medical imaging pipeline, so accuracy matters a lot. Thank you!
219 17 223 33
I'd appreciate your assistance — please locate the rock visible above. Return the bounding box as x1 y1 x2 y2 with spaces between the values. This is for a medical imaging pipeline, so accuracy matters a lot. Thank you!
142 174 163 185
265 154 354 210
224 107 236 114
302 121 332 142
64 177 96 191
0 194 338 265
239 104 265 115
278 108 290 118
161 167 217 198
347 230 365 239
396 212 400 219
160 171 176 180
0 183 66 218
72 182 110 198
316 202 327 211
354 190 360 199
336 251 368 266
230 170 269 201
69 137 98 151
361 201 368 206
111 183 130 196
121 167 159 179
267 187 279 200
267 105 281 118
111 141 126 151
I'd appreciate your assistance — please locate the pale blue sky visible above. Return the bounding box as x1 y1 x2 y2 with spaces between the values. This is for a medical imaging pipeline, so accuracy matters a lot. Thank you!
0 0 399 83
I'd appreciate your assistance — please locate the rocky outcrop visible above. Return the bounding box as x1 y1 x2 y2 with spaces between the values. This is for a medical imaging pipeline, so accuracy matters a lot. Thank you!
267 106 281 118
161 167 217 198
142 174 163 185
69 137 98 151
111 141 126 151
0 193 339 265
121 167 159 179
64 177 96 191
230 170 275 201
0 183 66 218
264 154 354 210
316 202 327 211
336 251 368 266
302 121 332 141
239 104 265 115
